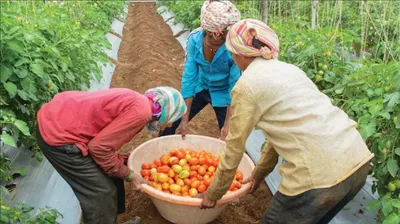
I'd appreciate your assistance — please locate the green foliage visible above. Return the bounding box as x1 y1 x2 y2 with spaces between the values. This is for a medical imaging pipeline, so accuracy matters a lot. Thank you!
159 0 400 222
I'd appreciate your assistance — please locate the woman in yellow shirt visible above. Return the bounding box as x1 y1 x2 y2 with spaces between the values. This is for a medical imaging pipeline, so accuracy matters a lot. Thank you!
200 19 374 224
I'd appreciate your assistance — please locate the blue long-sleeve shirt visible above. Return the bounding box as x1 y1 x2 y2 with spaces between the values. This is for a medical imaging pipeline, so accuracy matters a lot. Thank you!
181 28 241 107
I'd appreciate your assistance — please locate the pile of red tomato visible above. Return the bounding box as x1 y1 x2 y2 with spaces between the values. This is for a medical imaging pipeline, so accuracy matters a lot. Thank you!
140 148 244 197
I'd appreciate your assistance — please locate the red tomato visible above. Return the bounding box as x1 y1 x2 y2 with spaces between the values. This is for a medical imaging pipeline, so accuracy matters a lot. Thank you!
235 171 244 181
142 164 151 169
204 178 212 187
168 169 176 178
172 191 182 196
208 166 216 173
190 177 197 183
140 170 150 177
189 158 199 165
181 185 189 193
189 171 197 178
198 184 207 193
206 172 213 177
150 164 156 169
191 180 201 189
177 151 186 160
212 159 219 167
198 166 207 176
229 182 236 191
190 165 199 171
144 176 149 181
171 159 179 166
157 165 170 174
183 164 191 171
199 157 206 165
176 179 185 187
162 189 170 194
169 150 178 156
162 182 170 190
182 190 190 196
184 178 192 186
174 175 180 182
168 178 175 185
149 173 157 181
154 159 162 167
233 180 242 188
204 174 210 180
154 183 163 191
197 175 204 181
207 158 213 166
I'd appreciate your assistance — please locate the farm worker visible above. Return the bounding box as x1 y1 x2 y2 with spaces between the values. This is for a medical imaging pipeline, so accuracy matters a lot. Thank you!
200 19 374 224
159 0 241 141
36 87 186 224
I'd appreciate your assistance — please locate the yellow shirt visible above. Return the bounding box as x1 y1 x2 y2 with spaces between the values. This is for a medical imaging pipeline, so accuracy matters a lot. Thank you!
207 58 374 200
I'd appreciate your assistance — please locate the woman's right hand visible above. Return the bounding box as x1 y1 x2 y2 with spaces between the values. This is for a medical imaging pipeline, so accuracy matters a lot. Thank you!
243 176 262 194
130 173 149 191
176 118 188 139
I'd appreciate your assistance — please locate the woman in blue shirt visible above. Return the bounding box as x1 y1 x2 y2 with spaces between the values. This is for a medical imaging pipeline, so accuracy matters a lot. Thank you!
160 0 241 140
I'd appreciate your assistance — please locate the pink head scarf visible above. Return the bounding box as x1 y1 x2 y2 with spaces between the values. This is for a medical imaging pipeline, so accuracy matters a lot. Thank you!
225 19 280 60
200 0 241 36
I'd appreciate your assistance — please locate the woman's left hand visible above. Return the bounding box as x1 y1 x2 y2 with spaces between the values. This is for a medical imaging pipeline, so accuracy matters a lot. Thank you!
198 193 217 209
220 124 229 141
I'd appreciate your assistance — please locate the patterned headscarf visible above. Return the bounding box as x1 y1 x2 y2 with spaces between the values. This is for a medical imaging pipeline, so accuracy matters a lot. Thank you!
200 0 240 35
144 86 187 131
225 19 280 60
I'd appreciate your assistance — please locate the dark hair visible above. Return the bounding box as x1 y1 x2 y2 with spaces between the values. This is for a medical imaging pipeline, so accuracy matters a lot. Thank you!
252 38 269 50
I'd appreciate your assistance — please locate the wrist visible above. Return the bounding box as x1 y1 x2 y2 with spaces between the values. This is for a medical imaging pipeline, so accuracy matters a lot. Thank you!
125 170 135 182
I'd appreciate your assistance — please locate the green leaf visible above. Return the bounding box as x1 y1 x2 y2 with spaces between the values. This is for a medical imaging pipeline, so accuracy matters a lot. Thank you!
35 152 44 162
369 104 383 117
21 205 34 213
31 63 45 77
387 159 399 177
395 148 400 156
14 120 30 136
15 58 30 67
1 133 16 147
18 90 29 100
359 120 376 140
4 82 17 98
7 40 25 54
17 68 28 78
387 92 400 110
60 62 68 72
0 64 13 83
365 199 382 211
0 185 10 198
377 111 391 120
382 201 393 216
51 47 61 56
383 213 400 224
392 199 400 208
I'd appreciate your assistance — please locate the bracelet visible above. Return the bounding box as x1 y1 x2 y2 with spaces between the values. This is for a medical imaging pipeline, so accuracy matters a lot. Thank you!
126 170 134 182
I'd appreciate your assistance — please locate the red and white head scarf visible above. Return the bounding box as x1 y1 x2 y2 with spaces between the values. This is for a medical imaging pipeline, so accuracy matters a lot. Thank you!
226 19 280 60
200 0 240 36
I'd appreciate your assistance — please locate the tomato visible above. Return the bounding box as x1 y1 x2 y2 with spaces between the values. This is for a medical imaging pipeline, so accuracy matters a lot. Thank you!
189 158 199 165
157 173 169 183
178 159 187 166
172 191 182 196
184 178 192 186
198 184 207 193
235 171 243 181
150 164 157 169
150 168 157 175
169 149 178 156
232 187 238 191
142 164 151 169
157 165 170 174
144 176 149 181
161 158 169 165
162 182 170 190
140 170 150 177
185 154 192 161
182 191 189 197
388 182 396 192
162 189 170 194
191 180 201 189
229 183 236 191
204 178 212 187
197 175 204 181
204 174 210 179
233 180 242 188
212 159 219 167
182 164 191 171
208 166 216 173
176 179 185 187
168 169 176 178
154 183 163 191
172 165 183 173
189 188 198 197
198 166 207 176
150 173 157 181
169 156 179 165
181 185 189 193
168 178 175 185
154 159 162 167
207 158 213 166
190 165 199 171
179 170 190 179
199 157 206 165
190 171 197 178
174 175 180 182
206 172 213 177
169 184 182 192
190 177 197 183
177 151 186 160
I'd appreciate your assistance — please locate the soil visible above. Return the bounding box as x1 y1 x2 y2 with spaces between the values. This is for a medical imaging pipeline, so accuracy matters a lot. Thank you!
112 3 272 224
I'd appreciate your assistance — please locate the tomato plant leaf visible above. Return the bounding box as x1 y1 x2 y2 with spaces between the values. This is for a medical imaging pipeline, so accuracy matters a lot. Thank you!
395 148 400 156
21 205 34 213
387 159 399 177
377 111 391 120
4 82 17 98
365 199 382 211
382 201 393 216
30 63 45 77
392 199 400 208
0 64 13 83
7 40 25 54
60 62 68 72
17 90 29 101
14 120 30 136
383 213 400 224
15 58 30 67
35 152 44 162
387 92 400 110
1 133 16 147
369 104 383 117
359 120 376 140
